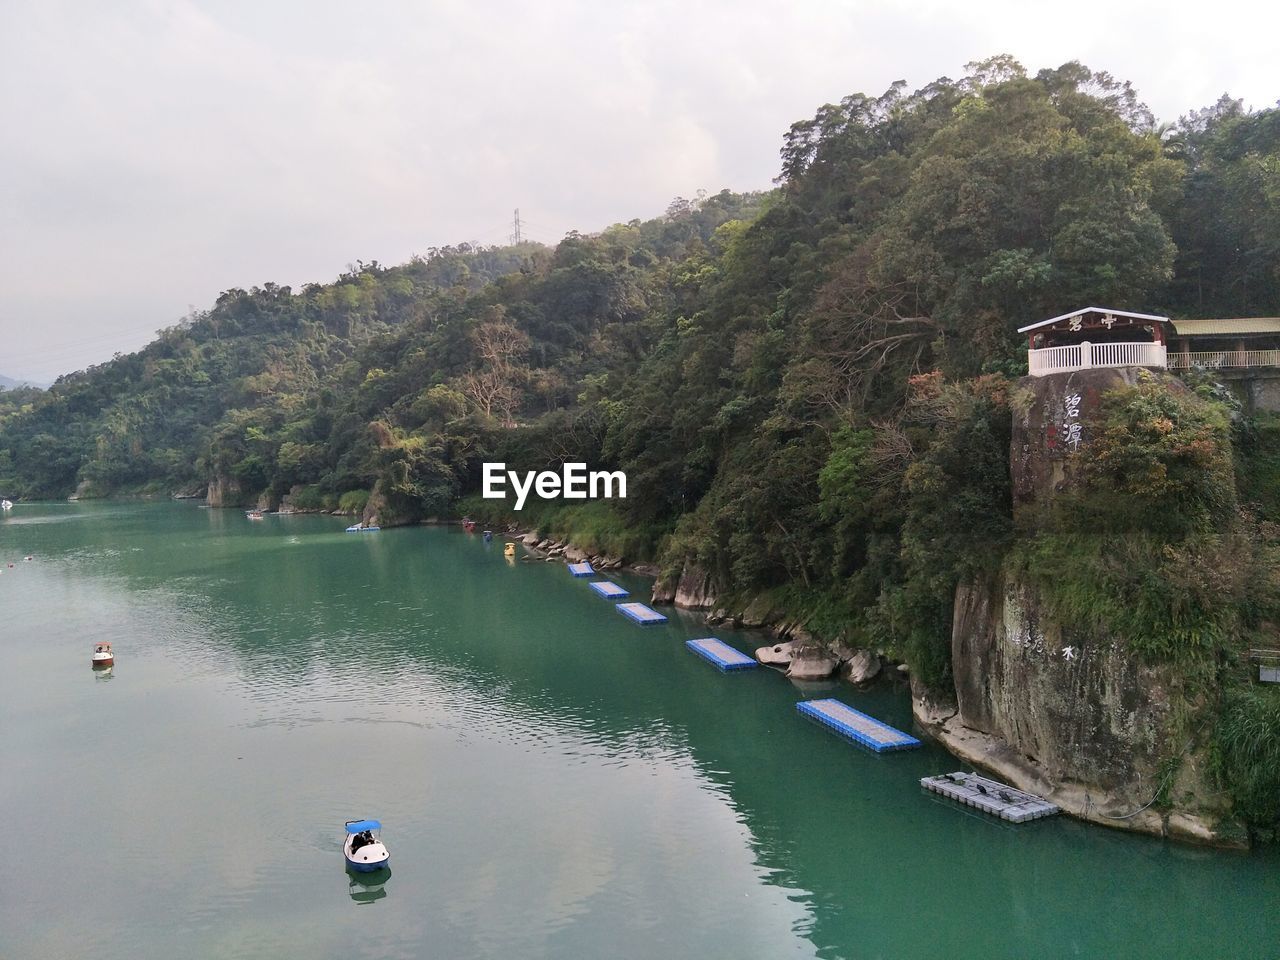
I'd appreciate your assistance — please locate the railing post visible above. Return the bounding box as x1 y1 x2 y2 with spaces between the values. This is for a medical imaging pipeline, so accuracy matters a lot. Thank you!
1080 341 1092 370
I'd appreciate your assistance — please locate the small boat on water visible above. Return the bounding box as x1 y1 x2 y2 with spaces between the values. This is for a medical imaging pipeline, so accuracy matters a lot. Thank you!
482 530 493 543
344 820 390 872
1 499 12 510
503 541 516 557
92 641 114 668
346 523 381 532
461 518 477 533
247 510 264 521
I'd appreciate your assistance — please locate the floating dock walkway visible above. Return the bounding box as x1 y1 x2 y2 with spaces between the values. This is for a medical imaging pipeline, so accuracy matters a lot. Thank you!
920 772 1060 822
568 561 595 577
616 602 668 625
796 698 921 753
686 637 757 672
589 580 629 599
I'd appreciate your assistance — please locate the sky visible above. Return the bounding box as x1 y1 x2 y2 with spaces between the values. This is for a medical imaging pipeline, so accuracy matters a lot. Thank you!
1 0 1277 384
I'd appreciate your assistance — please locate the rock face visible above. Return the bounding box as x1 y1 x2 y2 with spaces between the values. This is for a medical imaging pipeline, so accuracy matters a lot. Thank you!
844 649 881 684
206 474 242 508
652 562 717 609
362 481 386 527
925 575 1230 843
918 368 1235 845
1009 366 1186 508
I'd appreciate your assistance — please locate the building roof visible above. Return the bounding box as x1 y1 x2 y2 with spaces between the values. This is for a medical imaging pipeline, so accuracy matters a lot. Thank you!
1017 307 1170 334
1171 318 1280 336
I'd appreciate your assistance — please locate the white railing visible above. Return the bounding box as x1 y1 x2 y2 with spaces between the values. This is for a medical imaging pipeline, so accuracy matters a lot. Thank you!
1167 350 1280 370
1027 341 1167 377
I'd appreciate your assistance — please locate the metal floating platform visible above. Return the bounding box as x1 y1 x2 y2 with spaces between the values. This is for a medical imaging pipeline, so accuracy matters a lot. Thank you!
686 637 758 672
921 772 1060 823
588 580 629 599
568 561 595 577
615 602 668 625
796 698 921 753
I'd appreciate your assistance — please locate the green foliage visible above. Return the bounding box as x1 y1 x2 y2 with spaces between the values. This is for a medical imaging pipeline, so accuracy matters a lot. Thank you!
876 374 1014 685
1009 531 1247 663
1168 97 1280 317
818 427 874 576
1078 378 1236 533
1214 686 1280 830
288 484 333 512
453 495 665 562
1233 413 1280 522
337 489 370 514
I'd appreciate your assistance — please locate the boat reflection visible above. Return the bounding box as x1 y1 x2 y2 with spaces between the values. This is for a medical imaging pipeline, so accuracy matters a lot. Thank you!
93 665 114 680
347 867 391 904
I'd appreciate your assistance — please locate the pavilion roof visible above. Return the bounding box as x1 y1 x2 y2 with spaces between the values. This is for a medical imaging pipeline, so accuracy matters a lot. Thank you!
1171 317 1280 336
1017 307 1170 334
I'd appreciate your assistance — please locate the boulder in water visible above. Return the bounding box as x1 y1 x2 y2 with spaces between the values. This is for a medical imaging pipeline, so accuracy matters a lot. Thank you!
756 640 797 666
845 649 882 684
786 647 838 680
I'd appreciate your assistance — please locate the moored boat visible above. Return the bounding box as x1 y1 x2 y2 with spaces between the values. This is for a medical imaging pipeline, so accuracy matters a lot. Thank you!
461 517 476 533
247 510 264 520
344 819 390 872
346 523 381 532
92 641 114 668
1 499 12 510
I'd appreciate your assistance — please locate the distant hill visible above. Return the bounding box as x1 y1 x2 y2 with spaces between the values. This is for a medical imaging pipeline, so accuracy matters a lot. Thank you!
0 374 44 390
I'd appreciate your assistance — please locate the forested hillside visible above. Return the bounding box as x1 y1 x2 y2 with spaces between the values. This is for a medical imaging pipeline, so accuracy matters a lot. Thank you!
4 58 1280 831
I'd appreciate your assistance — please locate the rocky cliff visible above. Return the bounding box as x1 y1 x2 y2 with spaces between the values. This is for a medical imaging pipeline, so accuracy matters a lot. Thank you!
651 561 717 609
915 367 1238 845
206 474 242 508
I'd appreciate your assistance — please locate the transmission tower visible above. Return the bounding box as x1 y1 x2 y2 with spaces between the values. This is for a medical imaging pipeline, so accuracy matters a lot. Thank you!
510 208 523 245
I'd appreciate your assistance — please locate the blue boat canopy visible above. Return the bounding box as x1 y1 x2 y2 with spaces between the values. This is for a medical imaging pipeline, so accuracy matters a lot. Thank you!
345 819 381 833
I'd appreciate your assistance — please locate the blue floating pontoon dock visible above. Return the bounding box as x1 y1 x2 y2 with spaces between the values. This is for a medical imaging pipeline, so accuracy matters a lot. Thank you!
588 580 629 599
568 561 595 577
796 698 921 753
616 602 668 625
686 637 758 672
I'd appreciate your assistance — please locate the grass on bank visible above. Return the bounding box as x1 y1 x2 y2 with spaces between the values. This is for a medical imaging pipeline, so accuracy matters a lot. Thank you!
451 495 666 562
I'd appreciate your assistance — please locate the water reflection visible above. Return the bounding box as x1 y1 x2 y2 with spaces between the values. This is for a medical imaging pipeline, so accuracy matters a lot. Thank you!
93 665 114 680
347 868 390 904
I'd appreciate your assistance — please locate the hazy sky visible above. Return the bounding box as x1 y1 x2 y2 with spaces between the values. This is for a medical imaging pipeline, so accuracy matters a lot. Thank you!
2 0 1277 383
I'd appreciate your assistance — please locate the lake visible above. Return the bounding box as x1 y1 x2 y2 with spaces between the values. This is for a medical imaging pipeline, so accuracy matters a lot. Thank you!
1 501 1276 959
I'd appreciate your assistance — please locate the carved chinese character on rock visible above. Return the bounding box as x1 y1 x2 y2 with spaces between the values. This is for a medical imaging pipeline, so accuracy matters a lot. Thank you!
1064 422 1083 450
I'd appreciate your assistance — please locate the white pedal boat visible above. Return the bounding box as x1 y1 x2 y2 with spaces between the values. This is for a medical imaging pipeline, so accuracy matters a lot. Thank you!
344 819 389 872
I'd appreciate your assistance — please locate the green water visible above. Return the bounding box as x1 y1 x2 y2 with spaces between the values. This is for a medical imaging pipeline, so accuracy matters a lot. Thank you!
1 502 1276 959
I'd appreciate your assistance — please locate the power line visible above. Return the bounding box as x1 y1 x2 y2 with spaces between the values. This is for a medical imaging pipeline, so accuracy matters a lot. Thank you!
509 208 523 245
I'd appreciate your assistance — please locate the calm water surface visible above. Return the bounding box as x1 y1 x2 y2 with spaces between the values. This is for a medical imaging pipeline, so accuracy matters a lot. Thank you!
1 502 1276 959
